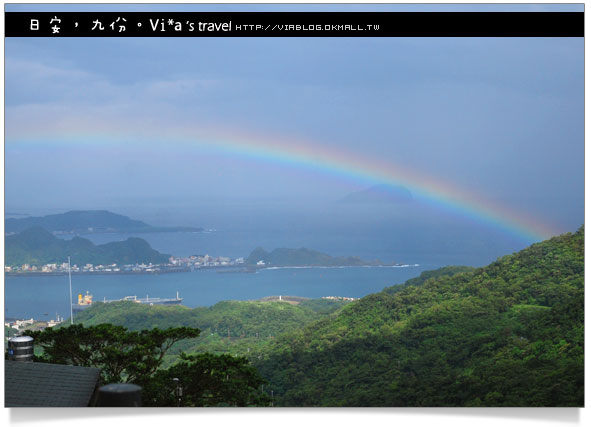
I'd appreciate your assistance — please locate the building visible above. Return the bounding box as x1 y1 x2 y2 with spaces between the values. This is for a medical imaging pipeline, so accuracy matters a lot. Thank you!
5 360 101 407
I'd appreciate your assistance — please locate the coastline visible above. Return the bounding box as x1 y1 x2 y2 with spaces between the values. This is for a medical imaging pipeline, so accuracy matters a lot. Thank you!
5 263 419 277
5 266 191 277
260 264 419 270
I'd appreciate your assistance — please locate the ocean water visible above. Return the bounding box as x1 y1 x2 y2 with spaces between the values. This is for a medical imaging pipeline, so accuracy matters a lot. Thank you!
4 265 426 320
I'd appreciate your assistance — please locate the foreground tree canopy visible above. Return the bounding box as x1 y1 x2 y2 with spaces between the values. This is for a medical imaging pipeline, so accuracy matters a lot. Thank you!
143 353 270 407
25 323 269 406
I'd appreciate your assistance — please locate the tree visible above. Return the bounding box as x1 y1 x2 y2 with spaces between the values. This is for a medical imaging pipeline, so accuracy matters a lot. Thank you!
143 353 270 407
26 323 200 386
25 323 270 407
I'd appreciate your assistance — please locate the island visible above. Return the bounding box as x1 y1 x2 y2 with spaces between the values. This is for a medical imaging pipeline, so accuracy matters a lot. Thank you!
338 184 413 204
5 210 203 235
245 247 402 267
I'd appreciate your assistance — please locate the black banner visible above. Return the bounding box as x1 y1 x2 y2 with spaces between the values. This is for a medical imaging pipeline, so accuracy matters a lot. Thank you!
5 12 584 38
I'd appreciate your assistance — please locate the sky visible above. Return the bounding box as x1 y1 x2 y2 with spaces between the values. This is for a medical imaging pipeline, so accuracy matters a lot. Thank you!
4 3 584 242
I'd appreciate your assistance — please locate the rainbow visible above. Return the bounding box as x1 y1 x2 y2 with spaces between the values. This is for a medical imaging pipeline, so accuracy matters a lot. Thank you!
9 125 561 242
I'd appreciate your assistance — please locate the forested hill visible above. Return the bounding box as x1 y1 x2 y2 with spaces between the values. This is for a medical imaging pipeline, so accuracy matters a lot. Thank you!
256 226 584 406
5 226 170 266
5 210 202 234
70 298 351 366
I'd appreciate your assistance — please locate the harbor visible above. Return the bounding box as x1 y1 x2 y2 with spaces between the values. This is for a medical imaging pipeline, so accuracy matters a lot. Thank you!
73 291 183 312
5 264 426 320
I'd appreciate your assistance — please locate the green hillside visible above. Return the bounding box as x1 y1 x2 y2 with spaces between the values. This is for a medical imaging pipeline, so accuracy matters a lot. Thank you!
5 226 170 266
255 227 584 406
71 297 350 366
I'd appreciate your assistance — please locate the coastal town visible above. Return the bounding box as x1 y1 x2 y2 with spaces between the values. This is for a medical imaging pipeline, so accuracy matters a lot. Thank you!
5 254 247 276
5 315 65 334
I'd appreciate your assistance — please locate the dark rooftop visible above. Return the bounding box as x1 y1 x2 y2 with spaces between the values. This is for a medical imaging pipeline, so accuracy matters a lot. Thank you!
5 360 101 407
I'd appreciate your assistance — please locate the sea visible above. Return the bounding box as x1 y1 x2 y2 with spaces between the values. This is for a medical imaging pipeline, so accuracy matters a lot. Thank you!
4 202 539 320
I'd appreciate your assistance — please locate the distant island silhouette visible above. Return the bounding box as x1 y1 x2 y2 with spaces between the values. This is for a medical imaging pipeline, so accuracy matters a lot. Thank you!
5 210 203 235
338 184 413 204
245 247 400 267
